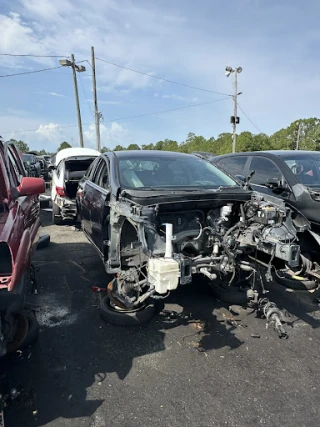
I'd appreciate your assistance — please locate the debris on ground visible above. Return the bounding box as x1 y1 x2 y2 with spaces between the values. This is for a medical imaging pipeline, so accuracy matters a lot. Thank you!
36 234 50 250
251 333 261 338
258 298 289 339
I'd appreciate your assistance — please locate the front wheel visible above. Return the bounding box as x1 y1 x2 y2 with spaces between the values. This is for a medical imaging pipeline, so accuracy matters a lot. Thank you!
99 296 155 326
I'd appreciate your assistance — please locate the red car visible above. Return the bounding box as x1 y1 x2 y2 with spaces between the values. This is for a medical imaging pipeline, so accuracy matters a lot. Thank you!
0 139 45 358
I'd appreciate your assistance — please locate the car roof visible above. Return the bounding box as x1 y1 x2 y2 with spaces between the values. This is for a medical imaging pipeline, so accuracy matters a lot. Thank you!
55 147 100 165
106 150 198 160
213 150 320 159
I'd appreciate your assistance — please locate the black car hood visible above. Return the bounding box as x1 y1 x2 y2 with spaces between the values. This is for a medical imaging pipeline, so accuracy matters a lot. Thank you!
121 187 252 206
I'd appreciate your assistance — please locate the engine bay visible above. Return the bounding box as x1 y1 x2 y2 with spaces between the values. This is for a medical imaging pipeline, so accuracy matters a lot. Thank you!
106 191 307 323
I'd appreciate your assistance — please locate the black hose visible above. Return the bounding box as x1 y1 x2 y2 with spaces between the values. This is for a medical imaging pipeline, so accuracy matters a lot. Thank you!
222 221 242 260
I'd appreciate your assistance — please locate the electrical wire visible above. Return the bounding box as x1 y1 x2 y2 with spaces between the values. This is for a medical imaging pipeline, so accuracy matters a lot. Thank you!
236 102 263 133
96 57 231 96
102 97 230 123
0 53 68 58
2 96 230 134
0 65 64 78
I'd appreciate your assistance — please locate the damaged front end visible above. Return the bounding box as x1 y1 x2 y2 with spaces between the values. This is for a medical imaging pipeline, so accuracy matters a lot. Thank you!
104 190 316 312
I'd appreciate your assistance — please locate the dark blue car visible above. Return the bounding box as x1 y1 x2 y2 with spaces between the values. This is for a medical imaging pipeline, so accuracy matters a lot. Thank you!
210 150 320 231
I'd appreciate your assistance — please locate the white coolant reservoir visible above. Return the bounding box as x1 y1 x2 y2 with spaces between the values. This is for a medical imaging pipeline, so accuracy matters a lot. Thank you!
148 258 180 294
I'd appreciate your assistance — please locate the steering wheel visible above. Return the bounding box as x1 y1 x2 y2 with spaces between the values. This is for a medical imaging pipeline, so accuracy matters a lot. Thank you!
290 164 302 175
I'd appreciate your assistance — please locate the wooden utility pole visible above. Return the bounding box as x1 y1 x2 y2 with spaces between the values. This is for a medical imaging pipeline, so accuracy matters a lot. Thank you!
226 66 242 153
91 47 101 152
71 54 84 147
232 71 238 153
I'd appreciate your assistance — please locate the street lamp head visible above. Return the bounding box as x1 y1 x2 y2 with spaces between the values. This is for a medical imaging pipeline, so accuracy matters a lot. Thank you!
75 65 86 72
59 59 72 67
225 66 233 72
236 66 243 73
225 71 232 77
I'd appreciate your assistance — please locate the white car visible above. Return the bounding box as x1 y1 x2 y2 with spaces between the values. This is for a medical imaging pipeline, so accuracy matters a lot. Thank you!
50 147 100 224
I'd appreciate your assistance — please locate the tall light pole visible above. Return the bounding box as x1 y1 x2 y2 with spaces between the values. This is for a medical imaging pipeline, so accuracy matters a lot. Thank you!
59 55 86 148
225 66 242 153
91 47 101 152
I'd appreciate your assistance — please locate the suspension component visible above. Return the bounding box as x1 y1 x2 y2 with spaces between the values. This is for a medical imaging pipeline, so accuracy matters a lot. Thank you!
258 298 288 339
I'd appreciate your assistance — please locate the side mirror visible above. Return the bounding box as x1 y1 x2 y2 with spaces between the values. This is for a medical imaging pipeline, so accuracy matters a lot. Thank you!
48 164 56 170
265 178 290 193
18 177 45 197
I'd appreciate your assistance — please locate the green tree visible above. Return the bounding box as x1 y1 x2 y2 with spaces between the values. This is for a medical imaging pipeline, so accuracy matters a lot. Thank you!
101 146 111 153
179 135 208 153
215 133 233 154
127 144 141 150
236 131 255 152
253 133 270 151
58 141 72 151
269 118 320 151
114 145 125 151
141 143 155 150
9 139 29 152
38 149 48 155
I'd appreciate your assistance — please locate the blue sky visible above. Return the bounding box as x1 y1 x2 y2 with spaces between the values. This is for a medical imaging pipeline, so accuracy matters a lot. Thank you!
0 0 319 152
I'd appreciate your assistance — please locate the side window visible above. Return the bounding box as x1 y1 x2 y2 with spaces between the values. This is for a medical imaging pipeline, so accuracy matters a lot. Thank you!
249 157 283 185
8 150 22 185
85 159 97 179
56 162 63 178
98 164 110 189
91 159 104 184
216 157 248 177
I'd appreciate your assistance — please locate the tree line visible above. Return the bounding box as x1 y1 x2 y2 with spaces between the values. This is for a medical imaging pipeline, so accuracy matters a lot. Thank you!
8 118 320 155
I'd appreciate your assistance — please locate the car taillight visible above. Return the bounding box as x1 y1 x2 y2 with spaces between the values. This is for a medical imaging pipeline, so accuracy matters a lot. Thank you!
56 186 65 197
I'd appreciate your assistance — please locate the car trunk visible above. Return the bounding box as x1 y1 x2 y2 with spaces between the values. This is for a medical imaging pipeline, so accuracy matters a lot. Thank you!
63 157 96 200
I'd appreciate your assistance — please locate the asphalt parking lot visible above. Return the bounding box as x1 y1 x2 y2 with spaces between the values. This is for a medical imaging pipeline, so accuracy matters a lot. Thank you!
3 208 320 427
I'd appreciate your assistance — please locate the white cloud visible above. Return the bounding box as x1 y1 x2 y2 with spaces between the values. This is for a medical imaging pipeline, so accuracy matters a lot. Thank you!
161 94 199 102
48 92 65 97
0 0 320 140
83 122 127 149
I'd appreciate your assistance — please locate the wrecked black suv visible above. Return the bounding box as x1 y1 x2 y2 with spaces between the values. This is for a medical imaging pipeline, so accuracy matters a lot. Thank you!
76 151 320 326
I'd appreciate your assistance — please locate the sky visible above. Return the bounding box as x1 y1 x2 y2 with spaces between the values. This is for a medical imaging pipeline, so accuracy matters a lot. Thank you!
0 0 319 152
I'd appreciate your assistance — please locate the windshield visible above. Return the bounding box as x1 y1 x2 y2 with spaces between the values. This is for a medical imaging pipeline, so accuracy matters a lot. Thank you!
117 155 237 190
283 153 320 187
22 154 33 162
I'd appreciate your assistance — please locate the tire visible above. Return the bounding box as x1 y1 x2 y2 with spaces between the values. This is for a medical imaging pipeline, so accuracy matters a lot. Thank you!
210 282 252 305
52 202 63 225
99 296 155 326
19 312 39 349
275 270 317 291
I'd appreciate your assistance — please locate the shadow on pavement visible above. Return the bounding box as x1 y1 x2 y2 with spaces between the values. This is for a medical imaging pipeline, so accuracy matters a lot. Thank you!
4 235 243 427
3 210 320 426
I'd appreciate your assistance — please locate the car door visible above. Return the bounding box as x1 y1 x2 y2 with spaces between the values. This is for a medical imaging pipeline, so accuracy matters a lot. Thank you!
7 146 40 240
247 156 289 198
90 159 111 252
78 158 102 240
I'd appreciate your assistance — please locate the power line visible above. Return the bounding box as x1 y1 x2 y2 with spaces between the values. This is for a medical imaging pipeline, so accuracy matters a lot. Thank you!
96 57 230 96
237 102 263 133
2 97 230 134
103 97 230 123
0 53 68 58
0 65 63 78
